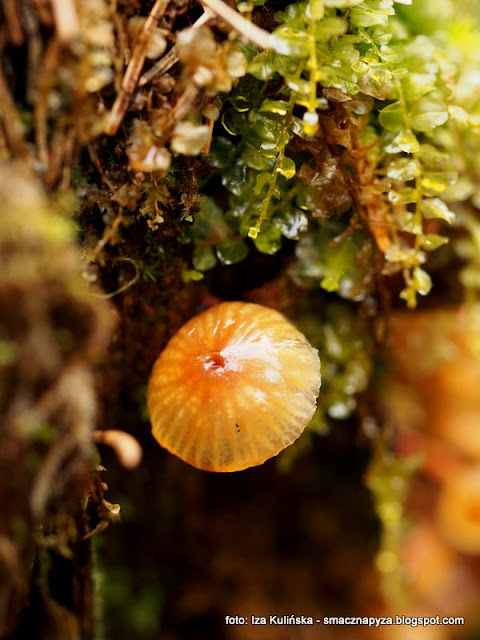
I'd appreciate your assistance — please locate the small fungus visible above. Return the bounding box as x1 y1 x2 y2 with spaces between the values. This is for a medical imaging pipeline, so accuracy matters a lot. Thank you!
92 429 143 469
147 302 321 471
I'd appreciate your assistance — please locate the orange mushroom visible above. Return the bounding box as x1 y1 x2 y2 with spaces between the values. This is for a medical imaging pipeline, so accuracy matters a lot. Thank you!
147 301 321 472
436 465 480 555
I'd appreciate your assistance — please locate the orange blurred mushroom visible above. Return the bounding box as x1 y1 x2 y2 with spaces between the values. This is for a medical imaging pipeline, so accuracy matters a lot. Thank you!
436 466 480 555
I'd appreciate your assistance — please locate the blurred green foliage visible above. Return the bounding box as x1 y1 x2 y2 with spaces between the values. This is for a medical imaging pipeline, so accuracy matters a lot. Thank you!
300 301 373 432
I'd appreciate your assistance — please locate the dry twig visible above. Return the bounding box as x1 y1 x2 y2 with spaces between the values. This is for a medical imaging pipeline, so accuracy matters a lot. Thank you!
2 0 24 44
105 0 170 136
50 0 79 42
34 36 60 169
45 126 77 189
199 0 273 49
138 8 214 87
0 35 29 158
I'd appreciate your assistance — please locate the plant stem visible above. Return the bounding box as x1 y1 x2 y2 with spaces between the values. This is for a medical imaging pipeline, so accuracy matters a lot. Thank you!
199 0 273 49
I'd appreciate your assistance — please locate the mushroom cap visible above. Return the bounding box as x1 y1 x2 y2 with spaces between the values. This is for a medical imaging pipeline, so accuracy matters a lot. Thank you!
147 301 321 472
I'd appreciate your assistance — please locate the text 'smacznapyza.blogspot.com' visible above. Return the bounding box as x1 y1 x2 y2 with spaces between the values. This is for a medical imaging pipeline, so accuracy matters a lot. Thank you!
224 615 465 628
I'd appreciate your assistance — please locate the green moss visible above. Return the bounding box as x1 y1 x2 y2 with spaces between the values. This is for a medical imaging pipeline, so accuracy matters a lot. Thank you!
173 0 480 307
291 300 373 436
365 430 421 605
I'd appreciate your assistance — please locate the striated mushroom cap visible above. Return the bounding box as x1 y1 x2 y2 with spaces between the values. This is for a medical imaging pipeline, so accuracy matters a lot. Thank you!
147 301 321 472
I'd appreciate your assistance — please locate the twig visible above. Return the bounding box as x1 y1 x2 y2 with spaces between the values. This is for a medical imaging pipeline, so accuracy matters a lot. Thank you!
139 45 179 88
203 116 215 156
82 519 109 540
34 37 60 169
89 258 140 299
138 8 214 87
30 432 80 519
50 0 79 42
30 365 96 519
150 83 202 145
59 127 76 190
30 0 53 25
23 2 42 105
87 142 116 191
111 10 129 94
171 83 201 123
88 212 125 261
2 0 24 44
45 126 77 189
198 0 273 50
0 34 29 158
105 0 170 136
